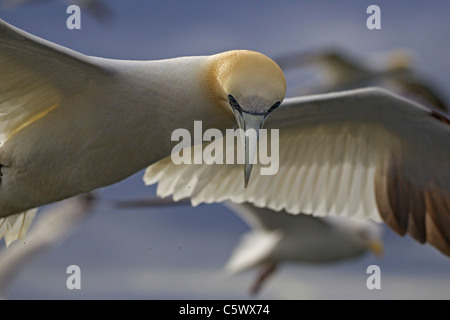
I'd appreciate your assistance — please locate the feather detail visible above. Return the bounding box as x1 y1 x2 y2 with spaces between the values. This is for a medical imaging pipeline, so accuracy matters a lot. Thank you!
0 208 37 246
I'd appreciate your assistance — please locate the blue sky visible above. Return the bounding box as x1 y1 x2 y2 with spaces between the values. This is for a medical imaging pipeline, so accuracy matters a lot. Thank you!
0 0 449 299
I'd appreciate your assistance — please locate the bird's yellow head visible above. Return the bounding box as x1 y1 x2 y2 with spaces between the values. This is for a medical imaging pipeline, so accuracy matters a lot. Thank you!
207 50 286 112
206 50 286 186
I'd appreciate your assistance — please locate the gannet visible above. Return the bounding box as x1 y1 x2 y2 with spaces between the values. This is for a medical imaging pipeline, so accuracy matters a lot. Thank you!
1 20 449 259
144 88 450 257
0 19 285 242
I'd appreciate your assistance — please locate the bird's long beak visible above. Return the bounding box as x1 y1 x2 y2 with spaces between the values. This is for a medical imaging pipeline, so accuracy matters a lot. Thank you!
233 111 266 187
367 240 384 257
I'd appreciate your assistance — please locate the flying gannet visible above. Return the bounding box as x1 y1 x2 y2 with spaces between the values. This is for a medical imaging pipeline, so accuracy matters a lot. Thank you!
0 19 285 243
0 20 449 258
144 90 450 256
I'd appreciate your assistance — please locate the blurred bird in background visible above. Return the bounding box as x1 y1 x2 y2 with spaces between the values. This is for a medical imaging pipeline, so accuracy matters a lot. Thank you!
0 16 446 259
0 193 95 299
275 48 448 113
223 202 383 295
0 3 449 300
112 197 384 295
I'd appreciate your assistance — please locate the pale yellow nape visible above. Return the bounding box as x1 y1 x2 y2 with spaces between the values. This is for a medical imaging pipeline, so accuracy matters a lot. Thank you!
205 50 286 112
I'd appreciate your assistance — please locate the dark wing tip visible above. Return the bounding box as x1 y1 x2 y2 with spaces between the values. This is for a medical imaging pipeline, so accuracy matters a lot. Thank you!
375 155 450 257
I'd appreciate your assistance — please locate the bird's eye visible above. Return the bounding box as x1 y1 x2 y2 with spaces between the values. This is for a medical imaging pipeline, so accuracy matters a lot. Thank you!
267 101 281 114
228 95 243 113
228 95 237 105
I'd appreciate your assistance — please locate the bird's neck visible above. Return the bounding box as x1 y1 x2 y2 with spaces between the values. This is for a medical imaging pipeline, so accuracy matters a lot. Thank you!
99 55 235 170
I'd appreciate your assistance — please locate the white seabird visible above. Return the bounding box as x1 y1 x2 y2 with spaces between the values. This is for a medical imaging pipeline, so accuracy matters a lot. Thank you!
144 89 450 256
0 19 285 243
0 20 449 258
223 202 383 295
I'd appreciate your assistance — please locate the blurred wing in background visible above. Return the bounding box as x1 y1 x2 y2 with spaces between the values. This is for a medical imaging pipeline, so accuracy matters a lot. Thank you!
275 47 448 112
0 193 95 299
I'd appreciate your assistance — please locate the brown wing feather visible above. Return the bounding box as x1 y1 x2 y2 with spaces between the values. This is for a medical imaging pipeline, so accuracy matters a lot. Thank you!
406 181 427 243
375 154 450 256
425 188 450 246
425 212 450 256
375 156 407 236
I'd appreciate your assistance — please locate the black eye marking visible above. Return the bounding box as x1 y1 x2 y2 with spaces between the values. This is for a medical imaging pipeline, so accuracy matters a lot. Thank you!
228 95 243 113
228 96 281 116
266 101 281 114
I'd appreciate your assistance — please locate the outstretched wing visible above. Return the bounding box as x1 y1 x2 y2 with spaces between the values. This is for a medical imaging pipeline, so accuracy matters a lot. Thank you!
0 19 113 143
394 74 448 114
0 19 113 243
144 88 450 256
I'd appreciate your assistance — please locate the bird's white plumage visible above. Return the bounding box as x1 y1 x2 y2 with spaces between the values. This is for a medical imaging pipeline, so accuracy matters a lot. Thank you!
145 124 385 220
0 19 111 142
0 19 230 221
145 88 450 255
0 19 449 257
145 88 449 217
224 229 282 275
0 19 289 245
0 19 112 241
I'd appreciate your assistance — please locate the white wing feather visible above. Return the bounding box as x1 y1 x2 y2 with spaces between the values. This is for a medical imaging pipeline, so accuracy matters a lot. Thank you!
0 19 112 143
0 19 111 242
144 88 450 254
